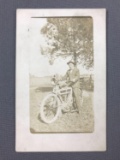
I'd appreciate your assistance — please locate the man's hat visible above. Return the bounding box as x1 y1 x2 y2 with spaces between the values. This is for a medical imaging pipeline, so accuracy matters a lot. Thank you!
67 60 75 65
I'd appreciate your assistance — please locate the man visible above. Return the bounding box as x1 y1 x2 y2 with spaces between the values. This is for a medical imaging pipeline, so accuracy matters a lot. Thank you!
62 60 81 114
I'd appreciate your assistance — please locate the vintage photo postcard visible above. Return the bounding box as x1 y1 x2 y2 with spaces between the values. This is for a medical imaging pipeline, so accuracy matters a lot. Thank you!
16 9 106 151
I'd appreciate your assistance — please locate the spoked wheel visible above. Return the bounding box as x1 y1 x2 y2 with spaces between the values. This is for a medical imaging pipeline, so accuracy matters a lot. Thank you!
40 94 60 124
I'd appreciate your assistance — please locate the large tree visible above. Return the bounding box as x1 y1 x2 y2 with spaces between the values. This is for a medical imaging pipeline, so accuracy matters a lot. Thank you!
40 17 93 69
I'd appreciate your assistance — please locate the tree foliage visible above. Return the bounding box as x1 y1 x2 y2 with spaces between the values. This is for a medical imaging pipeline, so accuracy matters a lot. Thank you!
40 17 93 69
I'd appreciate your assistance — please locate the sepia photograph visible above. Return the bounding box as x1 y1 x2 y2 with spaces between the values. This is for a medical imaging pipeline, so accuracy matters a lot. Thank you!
29 17 94 133
16 9 106 151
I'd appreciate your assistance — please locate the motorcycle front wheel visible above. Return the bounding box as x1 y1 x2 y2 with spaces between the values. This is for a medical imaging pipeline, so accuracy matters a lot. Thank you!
40 93 61 124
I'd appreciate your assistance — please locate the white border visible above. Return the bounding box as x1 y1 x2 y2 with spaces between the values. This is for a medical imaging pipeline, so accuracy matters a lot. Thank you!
16 9 106 152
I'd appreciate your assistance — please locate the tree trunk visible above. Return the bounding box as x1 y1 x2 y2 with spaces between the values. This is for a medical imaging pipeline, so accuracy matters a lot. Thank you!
74 52 77 65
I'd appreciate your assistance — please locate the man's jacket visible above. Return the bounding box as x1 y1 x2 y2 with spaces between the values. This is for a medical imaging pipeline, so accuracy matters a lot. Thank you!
63 67 80 88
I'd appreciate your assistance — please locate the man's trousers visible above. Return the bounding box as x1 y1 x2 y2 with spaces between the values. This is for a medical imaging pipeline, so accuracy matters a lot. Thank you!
72 87 82 113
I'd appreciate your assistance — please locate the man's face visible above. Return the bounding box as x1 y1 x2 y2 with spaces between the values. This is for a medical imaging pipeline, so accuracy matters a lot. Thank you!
68 63 74 69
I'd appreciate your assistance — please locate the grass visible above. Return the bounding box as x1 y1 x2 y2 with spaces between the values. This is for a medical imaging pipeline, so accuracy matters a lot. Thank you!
30 86 94 133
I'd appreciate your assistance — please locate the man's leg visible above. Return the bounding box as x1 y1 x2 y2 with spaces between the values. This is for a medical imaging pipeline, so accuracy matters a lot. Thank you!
71 90 77 111
72 88 81 113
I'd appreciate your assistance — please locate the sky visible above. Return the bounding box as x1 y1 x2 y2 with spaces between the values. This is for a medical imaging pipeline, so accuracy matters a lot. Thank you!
28 18 93 77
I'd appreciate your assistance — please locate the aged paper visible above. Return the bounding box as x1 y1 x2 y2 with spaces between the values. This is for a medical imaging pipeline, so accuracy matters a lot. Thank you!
16 9 106 151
